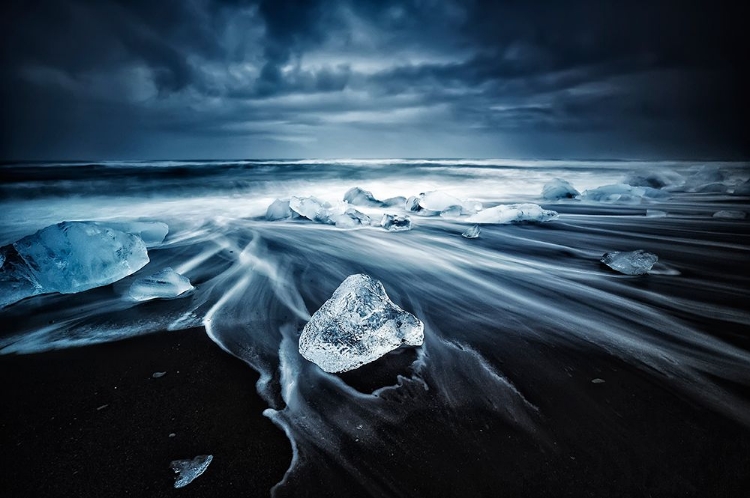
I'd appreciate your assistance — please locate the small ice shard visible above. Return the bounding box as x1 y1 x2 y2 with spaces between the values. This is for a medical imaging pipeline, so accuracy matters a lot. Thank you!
582 184 670 203
96 404 109 411
380 214 412 231
462 225 481 239
266 199 299 221
601 250 658 275
171 455 213 488
152 371 166 378
713 210 746 219
128 267 193 302
591 378 606 384
646 209 667 218
0 221 149 308
100 222 169 247
542 179 580 200
298 274 424 373
169 433 176 438
466 203 558 224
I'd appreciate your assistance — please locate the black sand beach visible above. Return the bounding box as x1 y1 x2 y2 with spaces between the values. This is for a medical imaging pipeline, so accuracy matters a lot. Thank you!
0 327 291 497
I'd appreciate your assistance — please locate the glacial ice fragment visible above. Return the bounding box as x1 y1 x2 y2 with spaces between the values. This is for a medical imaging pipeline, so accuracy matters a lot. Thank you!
0 221 149 307
331 208 372 228
100 221 168 247
171 454 213 488
419 191 464 212
298 274 424 373
466 203 558 224
582 184 670 203
440 206 463 218
128 267 194 302
405 196 422 212
713 210 746 219
380 214 412 231
646 210 667 218
542 179 580 200
266 199 299 221
600 250 658 275
344 187 381 207
289 196 332 224
462 225 481 239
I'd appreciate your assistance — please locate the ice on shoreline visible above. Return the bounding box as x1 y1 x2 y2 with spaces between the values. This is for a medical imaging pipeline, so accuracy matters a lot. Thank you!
601 250 658 275
381 214 412 231
542 179 580 200
288 196 371 228
128 267 193 302
298 274 424 373
171 455 213 488
462 225 481 239
343 187 405 208
582 184 670 203
466 203 558 224
1 221 149 307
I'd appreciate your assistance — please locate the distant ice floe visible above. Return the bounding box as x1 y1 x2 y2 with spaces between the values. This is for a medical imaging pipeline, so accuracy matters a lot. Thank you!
128 267 194 302
582 184 671 203
601 250 658 275
171 455 213 488
298 274 424 373
713 210 746 219
0 221 151 308
466 203 558 224
541 179 580 200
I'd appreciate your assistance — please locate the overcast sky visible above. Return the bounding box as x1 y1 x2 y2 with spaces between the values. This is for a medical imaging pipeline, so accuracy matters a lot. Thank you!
1 0 746 160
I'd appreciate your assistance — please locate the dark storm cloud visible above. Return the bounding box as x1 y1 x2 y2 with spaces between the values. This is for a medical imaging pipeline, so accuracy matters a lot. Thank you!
0 0 746 159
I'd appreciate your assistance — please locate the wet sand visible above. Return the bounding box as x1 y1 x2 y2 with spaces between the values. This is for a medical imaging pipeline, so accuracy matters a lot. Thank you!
0 327 291 497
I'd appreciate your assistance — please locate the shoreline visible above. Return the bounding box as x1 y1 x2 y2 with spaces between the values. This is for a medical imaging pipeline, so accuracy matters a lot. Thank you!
0 327 291 497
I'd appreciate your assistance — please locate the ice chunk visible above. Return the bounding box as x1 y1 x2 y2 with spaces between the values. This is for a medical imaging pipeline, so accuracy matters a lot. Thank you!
344 187 381 207
582 184 670 203
331 208 372 228
100 221 168 247
128 267 193 302
405 196 423 212
152 371 166 378
733 180 750 196
713 210 746 219
289 196 332 224
298 274 424 373
462 225 481 239
646 210 667 218
624 171 683 189
440 206 463 218
466 203 558 224
542 179 580 200
266 199 299 221
171 455 213 488
682 166 726 192
380 214 412 231
601 250 658 275
419 191 464 212
382 196 407 207
0 221 149 307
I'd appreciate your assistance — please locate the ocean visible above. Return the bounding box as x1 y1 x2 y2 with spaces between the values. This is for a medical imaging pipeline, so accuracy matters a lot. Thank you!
1 159 749 496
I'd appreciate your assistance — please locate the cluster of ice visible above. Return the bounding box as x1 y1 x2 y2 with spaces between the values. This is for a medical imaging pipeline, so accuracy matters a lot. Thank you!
344 187 405 208
128 267 194 302
171 455 213 488
713 210 746 219
298 274 424 373
581 184 670 203
542 179 580 200
466 203 558 224
601 250 658 275
289 196 372 228
462 225 481 239
380 214 412 232
1 221 150 308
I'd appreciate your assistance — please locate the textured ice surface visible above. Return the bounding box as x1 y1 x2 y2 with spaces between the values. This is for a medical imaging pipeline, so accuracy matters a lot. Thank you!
582 184 670 203
266 199 299 221
542 179 580 200
289 196 369 228
440 206 463 218
462 225 481 239
128 267 193 302
601 250 658 275
101 221 168 247
466 204 558 224
171 455 213 488
419 191 464 212
344 187 382 207
0 221 149 307
298 274 424 373
713 210 746 219
380 214 412 231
